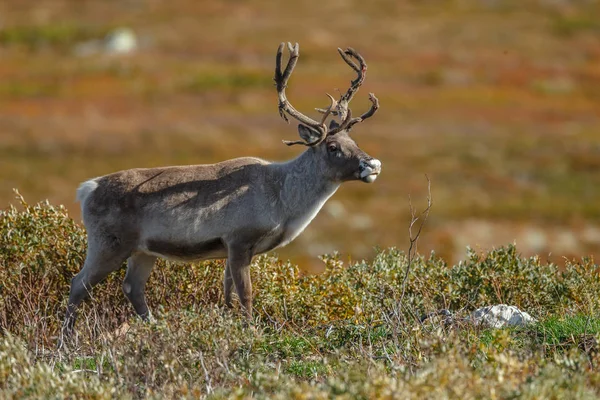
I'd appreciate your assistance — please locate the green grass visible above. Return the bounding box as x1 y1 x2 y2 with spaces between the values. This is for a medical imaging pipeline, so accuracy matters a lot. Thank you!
285 360 328 379
0 22 109 51
257 334 314 359
534 315 600 347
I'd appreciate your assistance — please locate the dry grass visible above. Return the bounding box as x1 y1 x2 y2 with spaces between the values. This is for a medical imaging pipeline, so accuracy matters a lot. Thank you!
2 197 600 398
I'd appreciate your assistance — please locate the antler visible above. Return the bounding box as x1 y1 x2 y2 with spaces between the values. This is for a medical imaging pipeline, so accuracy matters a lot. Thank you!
334 47 367 121
345 93 379 130
281 94 337 146
275 42 337 146
275 43 379 145
316 47 380 133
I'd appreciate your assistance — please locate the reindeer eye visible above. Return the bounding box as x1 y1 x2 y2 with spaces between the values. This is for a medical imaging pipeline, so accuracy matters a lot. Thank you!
327 144 339 153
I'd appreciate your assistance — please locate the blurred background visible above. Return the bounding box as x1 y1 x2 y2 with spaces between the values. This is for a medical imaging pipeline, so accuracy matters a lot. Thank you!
0 0 599 272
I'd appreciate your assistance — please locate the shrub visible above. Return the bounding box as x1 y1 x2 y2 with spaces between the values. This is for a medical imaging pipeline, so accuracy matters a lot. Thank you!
1 196 600 398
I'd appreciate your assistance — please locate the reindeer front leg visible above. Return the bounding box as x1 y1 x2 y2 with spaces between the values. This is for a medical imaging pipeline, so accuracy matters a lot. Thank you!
227 244 254 319
223 260 234 309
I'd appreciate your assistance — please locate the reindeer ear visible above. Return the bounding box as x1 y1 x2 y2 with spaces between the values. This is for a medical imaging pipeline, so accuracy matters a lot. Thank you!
297 124 321 143
329 120 340 130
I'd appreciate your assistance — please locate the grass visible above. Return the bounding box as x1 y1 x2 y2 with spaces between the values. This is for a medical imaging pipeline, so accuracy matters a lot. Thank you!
285 360 328 379
0 22 110 51
1 197 600 398
534 315 600 348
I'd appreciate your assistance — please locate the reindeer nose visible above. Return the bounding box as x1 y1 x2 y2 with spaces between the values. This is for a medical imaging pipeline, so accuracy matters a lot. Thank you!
359 158 382 183
361 158 381 172
366 159 381 171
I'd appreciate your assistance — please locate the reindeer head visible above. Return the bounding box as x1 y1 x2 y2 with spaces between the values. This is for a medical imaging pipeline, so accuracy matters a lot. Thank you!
274 43 382 184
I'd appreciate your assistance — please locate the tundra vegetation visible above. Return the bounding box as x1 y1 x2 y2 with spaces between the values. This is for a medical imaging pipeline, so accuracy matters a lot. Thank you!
1 196 600 398
2 1 600 398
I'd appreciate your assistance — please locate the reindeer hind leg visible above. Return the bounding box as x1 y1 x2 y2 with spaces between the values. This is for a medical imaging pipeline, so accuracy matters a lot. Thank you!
123 252 157 321
62 234 132 338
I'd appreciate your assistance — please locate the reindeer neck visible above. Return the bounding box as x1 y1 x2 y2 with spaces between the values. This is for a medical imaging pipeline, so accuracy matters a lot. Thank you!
272 149 340 217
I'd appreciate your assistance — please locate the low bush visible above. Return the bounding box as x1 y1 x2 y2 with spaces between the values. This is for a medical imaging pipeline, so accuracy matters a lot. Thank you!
1 196 599 398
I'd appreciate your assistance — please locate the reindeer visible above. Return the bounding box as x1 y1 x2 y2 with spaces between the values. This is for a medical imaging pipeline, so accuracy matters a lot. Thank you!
62 43 381 334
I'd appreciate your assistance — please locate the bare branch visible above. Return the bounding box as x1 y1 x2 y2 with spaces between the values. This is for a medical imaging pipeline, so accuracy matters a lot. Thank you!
398 175 433 315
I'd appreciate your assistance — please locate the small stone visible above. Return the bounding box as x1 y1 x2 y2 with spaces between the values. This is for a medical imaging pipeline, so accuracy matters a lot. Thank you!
73 28 138 57
104 28 138 54
471 304 536 328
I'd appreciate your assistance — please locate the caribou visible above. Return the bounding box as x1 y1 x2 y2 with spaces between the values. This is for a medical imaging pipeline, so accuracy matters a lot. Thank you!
62 42 381 334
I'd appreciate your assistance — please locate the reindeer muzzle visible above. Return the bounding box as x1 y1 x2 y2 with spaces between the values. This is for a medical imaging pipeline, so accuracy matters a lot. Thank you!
359 158 382 183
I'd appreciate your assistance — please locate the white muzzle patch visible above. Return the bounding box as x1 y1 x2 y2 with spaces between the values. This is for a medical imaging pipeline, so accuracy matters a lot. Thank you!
359 158 382 183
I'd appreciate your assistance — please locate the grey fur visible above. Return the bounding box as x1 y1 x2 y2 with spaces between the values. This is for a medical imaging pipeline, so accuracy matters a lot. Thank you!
62 131 381 333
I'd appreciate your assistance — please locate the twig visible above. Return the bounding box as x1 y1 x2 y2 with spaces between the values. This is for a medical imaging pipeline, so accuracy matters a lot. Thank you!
583 313 594 370
70 369 99 374
198 351 213 395
398 175 433 315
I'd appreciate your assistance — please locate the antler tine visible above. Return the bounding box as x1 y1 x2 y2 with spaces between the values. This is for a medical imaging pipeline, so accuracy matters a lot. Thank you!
315 47 373 134
282 94 337 147
328 108 353 135
274 42 325 133
320 93 337 125
346 93 380 130
281 43 299 88
275 43 378 145
338 47 363 76
335 47 367 120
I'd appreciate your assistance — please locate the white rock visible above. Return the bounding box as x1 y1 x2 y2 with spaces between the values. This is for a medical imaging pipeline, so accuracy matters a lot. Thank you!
471 304 536 328
73 28 138 57
104 28 138 54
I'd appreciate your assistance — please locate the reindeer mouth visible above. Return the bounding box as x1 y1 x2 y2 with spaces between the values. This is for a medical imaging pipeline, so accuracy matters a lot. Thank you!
359 159 382 183
360 171 380 183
